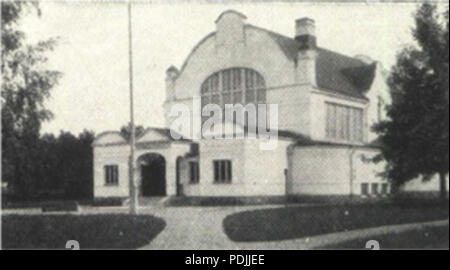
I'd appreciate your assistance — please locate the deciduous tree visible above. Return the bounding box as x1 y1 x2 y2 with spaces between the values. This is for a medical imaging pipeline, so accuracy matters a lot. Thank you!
374 3 449 200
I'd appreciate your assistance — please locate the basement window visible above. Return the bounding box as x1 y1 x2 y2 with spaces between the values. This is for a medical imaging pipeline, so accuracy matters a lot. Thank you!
213 160 232 184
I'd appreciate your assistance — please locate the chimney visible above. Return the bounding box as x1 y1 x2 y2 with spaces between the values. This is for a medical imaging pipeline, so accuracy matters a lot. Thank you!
295 18 316 50
165 65 179 102
294 18 317 86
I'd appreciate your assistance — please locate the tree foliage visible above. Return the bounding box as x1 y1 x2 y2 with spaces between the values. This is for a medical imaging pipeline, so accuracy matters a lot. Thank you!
1 1 62 200
374 3 449 198
120 123 146 141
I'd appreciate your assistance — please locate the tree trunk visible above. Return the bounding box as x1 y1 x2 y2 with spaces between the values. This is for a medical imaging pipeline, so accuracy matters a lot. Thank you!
439 172 447 201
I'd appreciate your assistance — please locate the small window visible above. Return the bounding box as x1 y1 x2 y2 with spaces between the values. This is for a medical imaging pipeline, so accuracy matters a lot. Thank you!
361 183 369 196
104 165 119 186
381 183 389 195
189 162 200 184
371 183 379 195
213 160 232 183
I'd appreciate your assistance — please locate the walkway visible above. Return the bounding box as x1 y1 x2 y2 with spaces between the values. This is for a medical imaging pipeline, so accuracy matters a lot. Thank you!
137 206 448 250
2 204 448 249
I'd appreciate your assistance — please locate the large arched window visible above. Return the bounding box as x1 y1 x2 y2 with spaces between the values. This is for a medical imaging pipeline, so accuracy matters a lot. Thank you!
200 68 267 131
200 68 266 108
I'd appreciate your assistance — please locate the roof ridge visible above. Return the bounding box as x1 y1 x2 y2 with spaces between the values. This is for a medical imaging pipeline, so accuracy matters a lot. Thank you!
246 24 372 66
245 24 295 42
317 47 369 66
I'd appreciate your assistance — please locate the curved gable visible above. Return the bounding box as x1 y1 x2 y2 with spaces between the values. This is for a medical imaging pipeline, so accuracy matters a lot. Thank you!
173 14 295 100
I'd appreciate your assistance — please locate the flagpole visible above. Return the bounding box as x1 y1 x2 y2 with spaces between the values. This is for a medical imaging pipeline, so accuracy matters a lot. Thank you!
127 1 138 215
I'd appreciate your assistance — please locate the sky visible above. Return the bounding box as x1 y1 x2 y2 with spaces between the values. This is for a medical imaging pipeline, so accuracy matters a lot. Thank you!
19 1 424 136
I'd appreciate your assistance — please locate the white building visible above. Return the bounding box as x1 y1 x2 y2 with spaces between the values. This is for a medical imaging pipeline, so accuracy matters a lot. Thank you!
92 10 447 200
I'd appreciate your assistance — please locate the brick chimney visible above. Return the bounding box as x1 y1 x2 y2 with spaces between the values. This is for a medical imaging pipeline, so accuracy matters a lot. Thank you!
295 17 317 86
295 17 316 50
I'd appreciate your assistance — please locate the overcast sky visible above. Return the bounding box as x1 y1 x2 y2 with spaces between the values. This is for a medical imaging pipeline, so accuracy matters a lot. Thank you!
20 1 423 136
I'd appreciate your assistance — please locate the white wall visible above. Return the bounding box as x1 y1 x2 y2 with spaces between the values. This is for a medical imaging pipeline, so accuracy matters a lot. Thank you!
166 13 313 137
289 146 387 196
365 62 390 142
93 141 191 198
93 144 130 198
183 138 290 196
400 174 449 192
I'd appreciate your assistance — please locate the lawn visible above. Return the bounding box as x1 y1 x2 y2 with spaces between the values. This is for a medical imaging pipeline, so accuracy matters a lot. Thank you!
2 214 166 249
223 204 449 242
318 224 449 250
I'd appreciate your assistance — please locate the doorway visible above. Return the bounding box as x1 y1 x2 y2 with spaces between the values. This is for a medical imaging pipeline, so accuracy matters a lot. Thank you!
139 153 166 196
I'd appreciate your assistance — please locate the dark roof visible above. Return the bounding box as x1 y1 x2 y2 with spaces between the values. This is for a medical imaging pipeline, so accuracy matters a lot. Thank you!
246 24 376 99
316 48 376 99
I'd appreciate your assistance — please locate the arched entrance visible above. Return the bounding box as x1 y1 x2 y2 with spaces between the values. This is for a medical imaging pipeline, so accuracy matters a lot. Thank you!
138 153 166 196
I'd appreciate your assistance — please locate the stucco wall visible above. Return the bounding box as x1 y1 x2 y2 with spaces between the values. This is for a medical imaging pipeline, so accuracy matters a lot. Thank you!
400 175 449 192
93 142 191 198
166 14 313 138
182 138 290 196
288 146 387 196
93 144 130 198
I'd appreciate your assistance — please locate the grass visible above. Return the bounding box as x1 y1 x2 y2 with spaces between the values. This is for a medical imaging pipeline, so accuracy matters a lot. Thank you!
223 204 449 242
2 214 166 249
318 224 449 250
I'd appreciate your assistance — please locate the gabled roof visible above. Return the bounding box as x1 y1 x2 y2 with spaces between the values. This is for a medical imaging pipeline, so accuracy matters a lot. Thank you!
246 24 376 99
315 48 376 99
176 22 377 100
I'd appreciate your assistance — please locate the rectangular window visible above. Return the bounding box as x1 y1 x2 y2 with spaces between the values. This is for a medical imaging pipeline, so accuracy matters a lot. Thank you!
381 183 389 195
371 183 379 195
213 160 232 183
189 162 200 184
104 165 119 186
326 102 363 142
361 183 369 196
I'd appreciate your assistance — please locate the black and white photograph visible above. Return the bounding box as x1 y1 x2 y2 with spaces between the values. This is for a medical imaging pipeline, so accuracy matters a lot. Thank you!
0 0 448 252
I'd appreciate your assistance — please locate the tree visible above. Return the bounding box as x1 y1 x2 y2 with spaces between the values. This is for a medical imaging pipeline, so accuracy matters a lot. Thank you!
1 2 62 199
120 123 146 141
374 3 449 200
